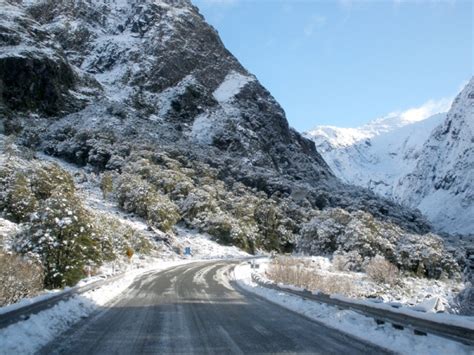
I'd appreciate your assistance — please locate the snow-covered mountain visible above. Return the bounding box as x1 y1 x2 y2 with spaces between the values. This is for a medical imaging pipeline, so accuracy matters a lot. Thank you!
305 79 473 235
396 79 474 235
305 113 446 198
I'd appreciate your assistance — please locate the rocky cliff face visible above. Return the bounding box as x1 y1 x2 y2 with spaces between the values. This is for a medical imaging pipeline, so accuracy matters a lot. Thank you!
0 0 430 234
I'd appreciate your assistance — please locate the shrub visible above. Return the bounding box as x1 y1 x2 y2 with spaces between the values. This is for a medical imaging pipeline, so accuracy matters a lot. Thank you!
266 256 316 289
31 164 75 200
6 173 37 223
365 255 399 285
93 212 153 258
146 193 180 232
332 251 363 272
266 256 356 296
100 172 114 199
0 253 44 306
452 286 474 316
395 233 460 279
19 190 101 288
298 208 460 279
116 174 180 232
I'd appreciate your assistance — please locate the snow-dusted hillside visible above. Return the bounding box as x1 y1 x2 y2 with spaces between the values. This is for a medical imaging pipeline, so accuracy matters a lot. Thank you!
305 79 473 235
396 79 474 235
305 113 446 199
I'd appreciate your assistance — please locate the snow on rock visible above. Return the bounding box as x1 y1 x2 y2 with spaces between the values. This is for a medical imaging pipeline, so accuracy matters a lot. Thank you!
411 297 445 313
304 112 446 201
234 262 473 355
190 112 215 144
213 70 255 103
0 0 435 238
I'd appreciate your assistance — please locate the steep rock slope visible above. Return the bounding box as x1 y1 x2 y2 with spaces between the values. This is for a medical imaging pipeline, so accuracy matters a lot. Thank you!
0 0 431 236
306 79 473 234
2 0 330 182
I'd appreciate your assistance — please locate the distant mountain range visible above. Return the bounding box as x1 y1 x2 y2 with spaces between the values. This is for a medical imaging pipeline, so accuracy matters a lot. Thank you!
305 78 473 235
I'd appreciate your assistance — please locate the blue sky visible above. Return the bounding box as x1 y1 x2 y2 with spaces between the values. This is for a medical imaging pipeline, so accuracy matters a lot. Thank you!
192 0 472 132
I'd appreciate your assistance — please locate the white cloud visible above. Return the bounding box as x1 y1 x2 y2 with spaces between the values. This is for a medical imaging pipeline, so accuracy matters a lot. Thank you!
338 0 353 10
304 14 326 37
389 97 453 124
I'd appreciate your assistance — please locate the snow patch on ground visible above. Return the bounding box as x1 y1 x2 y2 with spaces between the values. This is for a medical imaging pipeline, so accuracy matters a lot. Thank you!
234 262 473 355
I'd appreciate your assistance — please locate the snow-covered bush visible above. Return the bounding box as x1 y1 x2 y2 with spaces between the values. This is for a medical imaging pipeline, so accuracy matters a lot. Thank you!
18 189 102 288
200 212 257 252
116 174 180 232
365 255 399 285
332 251 363 272
0 252 44 306
100 172 114 199
31 163 75 200
118 151 304 253
180 188 218 221
452 286 474 315
395 233 460 279
298 208 351 255
298 208 460 279
5 173 38 223
146 194 180 232
93 212 153 259
0 157 112 288
2 163 76 223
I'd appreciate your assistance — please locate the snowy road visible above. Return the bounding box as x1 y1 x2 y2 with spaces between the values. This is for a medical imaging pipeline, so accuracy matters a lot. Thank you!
39 260 390 354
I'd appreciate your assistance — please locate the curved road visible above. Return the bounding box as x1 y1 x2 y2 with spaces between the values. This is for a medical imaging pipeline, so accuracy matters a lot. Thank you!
40 260 391 354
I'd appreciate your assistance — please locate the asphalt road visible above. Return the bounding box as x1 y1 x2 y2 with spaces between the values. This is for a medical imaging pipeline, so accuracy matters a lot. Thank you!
40 260 391 354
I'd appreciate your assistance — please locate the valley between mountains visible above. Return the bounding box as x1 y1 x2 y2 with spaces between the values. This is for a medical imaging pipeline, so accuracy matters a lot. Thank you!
0 0 472 354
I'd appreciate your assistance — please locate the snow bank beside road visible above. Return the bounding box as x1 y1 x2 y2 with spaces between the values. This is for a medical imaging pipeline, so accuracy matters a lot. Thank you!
233 262 473 355
0 260 195 355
